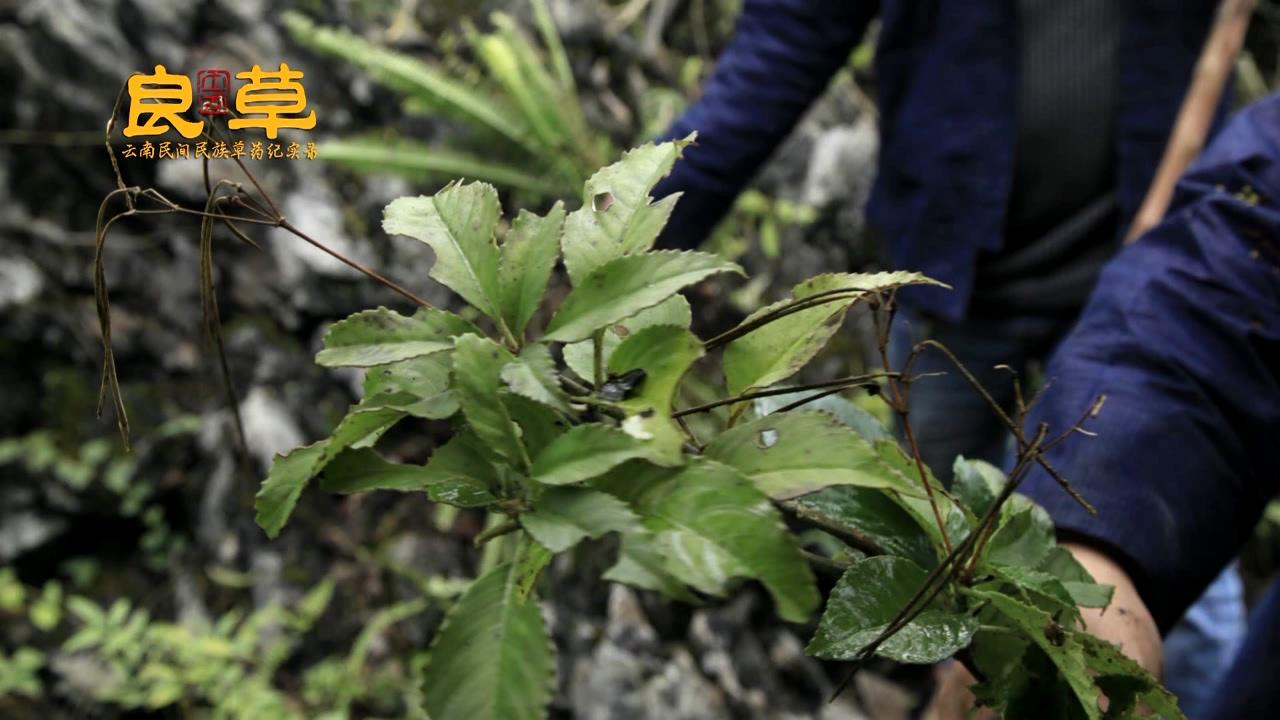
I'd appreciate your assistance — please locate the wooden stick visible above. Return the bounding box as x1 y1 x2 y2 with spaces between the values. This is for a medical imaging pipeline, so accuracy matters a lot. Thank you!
1124 0 1256 244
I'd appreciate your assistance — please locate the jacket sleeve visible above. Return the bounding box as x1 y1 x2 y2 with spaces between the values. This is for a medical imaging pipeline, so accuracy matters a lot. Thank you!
651 0 876 249
1018 95 1280 632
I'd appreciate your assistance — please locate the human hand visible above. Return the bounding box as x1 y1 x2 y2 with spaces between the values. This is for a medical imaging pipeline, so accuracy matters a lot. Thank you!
923 542 1162 719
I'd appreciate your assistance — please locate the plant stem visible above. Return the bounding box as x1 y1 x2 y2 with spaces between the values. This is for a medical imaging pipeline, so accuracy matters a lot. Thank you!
672 371 896 418
801 550 851 577
592 328 606 387
872 309 952 555
704 289 869 351
474 519 520 547
780 501 886 556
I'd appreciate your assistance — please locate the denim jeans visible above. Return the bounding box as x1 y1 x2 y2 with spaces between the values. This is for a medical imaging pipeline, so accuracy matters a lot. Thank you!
888 309 1245 716
1200 577 1280 720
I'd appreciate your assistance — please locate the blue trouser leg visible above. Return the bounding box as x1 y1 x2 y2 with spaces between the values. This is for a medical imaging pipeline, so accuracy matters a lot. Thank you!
890 310 1246 713
1165 564 1248 719
1201 577 1280 720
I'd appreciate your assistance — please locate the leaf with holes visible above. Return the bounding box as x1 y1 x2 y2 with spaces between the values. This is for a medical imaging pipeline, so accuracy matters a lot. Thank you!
561 136 693 285
606 325 704 465
967 589 1105 720
704 412 924 500
1079 633 1183 719
544 251 740 343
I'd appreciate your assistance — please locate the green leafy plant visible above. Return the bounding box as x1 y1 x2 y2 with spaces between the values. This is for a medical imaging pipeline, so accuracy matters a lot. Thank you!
234 136 1184 719
284 2 609 198
0 567 439 719
90 64 1178 712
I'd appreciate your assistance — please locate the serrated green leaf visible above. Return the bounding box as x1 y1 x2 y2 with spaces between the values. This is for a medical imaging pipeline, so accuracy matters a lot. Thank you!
316 307 480 368
952 456 1005 517
596 459 818 622
723 303 846 398
530 423 655 486
607 326 702 410
254 405 405 538
704 412 925 500
503 393 569 459
969 589 1104 720
511 534 554 604
453 335 527 467
753 390 891 443
606 324 704 464
966 628 1055 719
985 504 1055 568
988 564 1081 623
723 272 942 398
563 295 691 381
807 555 978 664
252 445 328 539
797 270 948 295
1079 633 1184 719
499 203 565 338
1038 547 1115 609
414 431 503 507
501 344 570 413
544 251 740 343
318 448 495 507
788 486 937 569
383 183 505 320
521 487 639 552
561 137 692 284
362 353 458 419
420 561 554 720
603 532 698 602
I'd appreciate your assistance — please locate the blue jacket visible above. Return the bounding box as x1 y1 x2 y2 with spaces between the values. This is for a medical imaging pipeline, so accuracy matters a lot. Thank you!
1019 95 1280 638
654 0 1222 320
